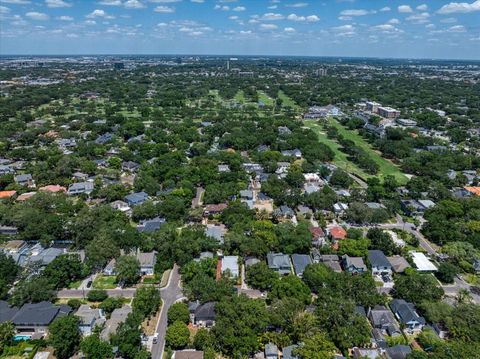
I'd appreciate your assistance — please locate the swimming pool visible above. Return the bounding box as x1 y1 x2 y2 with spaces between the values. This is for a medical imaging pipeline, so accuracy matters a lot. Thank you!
14 335 31 341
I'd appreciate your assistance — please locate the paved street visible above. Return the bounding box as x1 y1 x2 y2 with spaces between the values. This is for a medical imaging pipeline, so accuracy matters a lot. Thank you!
57 288 137 298
151 264 184 359
442 276 480 305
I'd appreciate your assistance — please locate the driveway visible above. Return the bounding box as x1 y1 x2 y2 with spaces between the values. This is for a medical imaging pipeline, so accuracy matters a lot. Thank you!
151 264 184 359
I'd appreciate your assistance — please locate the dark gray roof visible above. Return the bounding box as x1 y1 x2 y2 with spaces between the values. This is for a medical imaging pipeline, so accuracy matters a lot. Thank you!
368 250 391 268
291 254 312 276
282 345 299 359
125 192 148 205
0 300 19 323
386 345 412 359
136 217 165 233
195 302 216 321
12 301 71 326
390 299 425 326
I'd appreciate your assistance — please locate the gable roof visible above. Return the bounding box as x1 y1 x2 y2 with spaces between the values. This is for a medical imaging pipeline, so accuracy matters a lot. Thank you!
195 302 216 320
390 299 425 326
368 250 391 268
329 226 347 240
0 300 19 324
12 301 71 326
291 254 312 276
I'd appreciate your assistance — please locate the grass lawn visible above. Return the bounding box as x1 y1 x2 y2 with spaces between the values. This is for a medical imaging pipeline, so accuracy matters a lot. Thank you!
325 117 408 185
93 275 117 289
233 90 246 103
257 90 274 106
278 90 301 112
142 275 160 285
160 269 172 288
464 274 480 285
68 279 83 289
305 121 371 180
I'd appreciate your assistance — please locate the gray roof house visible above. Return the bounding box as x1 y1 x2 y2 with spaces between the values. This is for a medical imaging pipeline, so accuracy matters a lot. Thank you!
101 305 132 341
194 302 216 327
221 256 239 278
473 259 480 274
67 181 94 195
291 254 312 277
368 250 392 275
12 301 71 336
136 252 157 275
368 305 401 337
125 192 148 206
29 248 65 266
136 217 165 233
14 174 33 186
386 345 412 359
265 343 279 359
205 224 226 244
0 300 18 324
341 255 367 274
75 304 105 336
282 345 299 359
267 252 292 276
273 205 295 220
390 299 425 332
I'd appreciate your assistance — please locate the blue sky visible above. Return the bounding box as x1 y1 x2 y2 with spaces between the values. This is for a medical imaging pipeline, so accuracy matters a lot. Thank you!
1 0 479 59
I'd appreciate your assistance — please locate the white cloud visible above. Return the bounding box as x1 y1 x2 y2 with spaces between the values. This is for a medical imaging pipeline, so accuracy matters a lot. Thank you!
0 5 10 13
25 11 49 20
87 9 108 18
239 30 251 34
440 17 457 23
287 13 305 21
191 0 204 2
406 12 430 24
284 26 295 32
306 14 319 22
154 5 174 12
228 15 238 19
124 0 146 8
425 23 435 28
332 24 355 36
285 2 308 7
214 4 229 10
57 15 73 20
233 6 245 11
387 18 400 24
416 4 428 11
437 0 480 14
261 12 284 20
149 0 181 2
398 5 413 13
340 9 369 16
268 5 277 9
0 0 30 3
45 0 71 7
98 0 122 5
85 19 96 25
379 6 391 12
260 23 278 30
448 24 466 32
338 16 351 20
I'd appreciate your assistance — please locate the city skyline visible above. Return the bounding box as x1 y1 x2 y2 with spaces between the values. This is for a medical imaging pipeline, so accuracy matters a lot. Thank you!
1 0 480 59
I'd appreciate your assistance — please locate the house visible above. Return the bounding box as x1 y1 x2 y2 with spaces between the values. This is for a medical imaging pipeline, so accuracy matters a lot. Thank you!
351 348 382 359
314 253 343 273
0 226 19 236
104 258 116 275
245 257 260 267
29 248 64 266
387 256 411 273
218 164 230 173
333 202 348 214
0 300 18 324
368 250 392 275
14 174 34 187
432 322 449 339
110 200 131 213
75 304 105 336
67 182 94 195
101 306 132 341
239 189 254 201
205 224 227 244
267 252 291 276
72 172 89 181
39 185 67 193
172 350 204 359
291 254 312 277
474 259 480 274
273 205 295 221
410 251 437 272
194 302 216 327
265 343 279 359
12 301 71 337
400 199 435 216
0 165 14 175
386 345 412 359
371 328 387 349
136 217 165 233
329 226 347 241
309 226 326 246
1 239 25 253
204 203 228 215
282 345 299 359
341 255 367 274
221 256 239 278
390 299 425 332
0 190 17 199
16 192 36 201
281 149 302 159
368 305 401 337
137 252 157 275
122 161 140 172
95 133 113 145
125 192 149 206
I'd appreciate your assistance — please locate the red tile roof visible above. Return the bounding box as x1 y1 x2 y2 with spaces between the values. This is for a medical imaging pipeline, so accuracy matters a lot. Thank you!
0 190 16 199
309 226 325 239
329 226 347 240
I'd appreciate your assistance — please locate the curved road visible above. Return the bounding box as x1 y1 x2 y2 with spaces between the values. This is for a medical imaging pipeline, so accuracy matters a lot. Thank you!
151 264 184 359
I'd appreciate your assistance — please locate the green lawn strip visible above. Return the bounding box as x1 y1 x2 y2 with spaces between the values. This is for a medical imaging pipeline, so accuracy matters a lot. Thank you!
325 118 408 185
234 90 246 103
68 279 83 289
278 90 301 112
257 90 274 106
305 121 371 180
93 275 118 289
